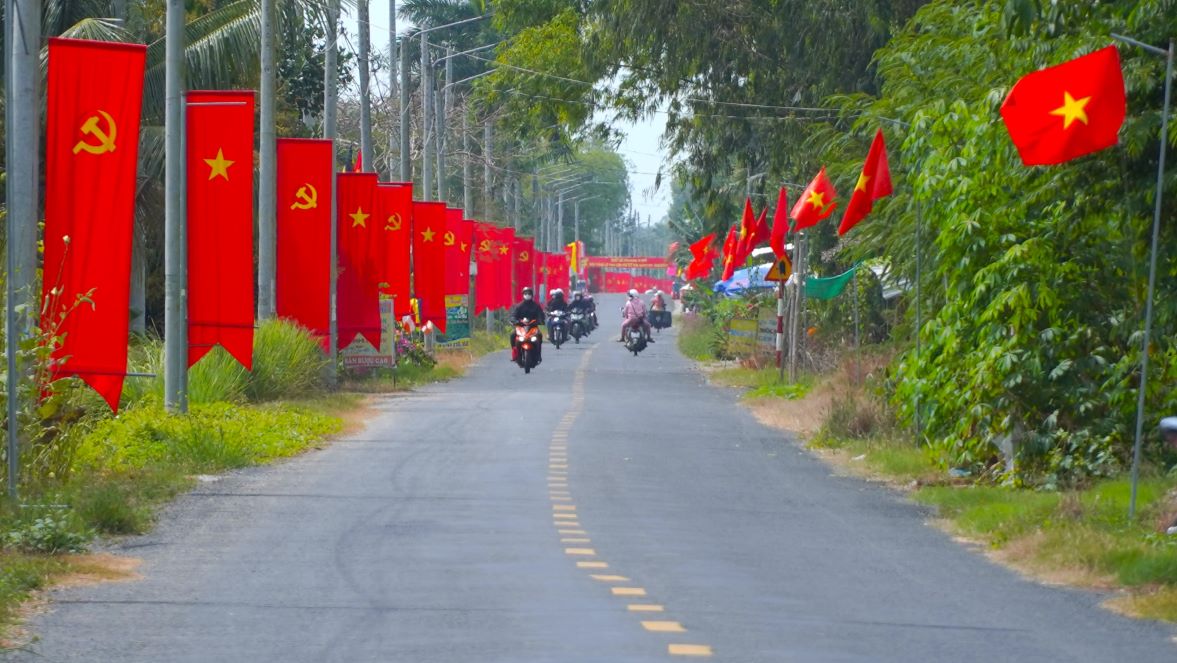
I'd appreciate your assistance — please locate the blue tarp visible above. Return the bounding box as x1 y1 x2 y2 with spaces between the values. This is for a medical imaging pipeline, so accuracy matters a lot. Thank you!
713 262 777 296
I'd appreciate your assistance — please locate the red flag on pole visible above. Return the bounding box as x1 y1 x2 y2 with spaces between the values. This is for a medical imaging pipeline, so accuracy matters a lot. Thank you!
187 90 255 369
1000 45 1126 166
43 38 146 411
337 173 380 349
473 223 497 314
412 201 447 333
277 139 334 350
443 208 473 296
548 253 570 294
769 187 789 260
720 225 740 281
376 182 412 318
685 232 718 280
495 227 516 309
514 237 536 294
790 166 838 232
838 130 893 236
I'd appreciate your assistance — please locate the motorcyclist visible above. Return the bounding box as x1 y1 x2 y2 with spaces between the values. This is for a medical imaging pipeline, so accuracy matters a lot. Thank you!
651 290 667 311
569 291 591 314
510 287 545 363
548 288 569 313
619 288 653 343
583 293 598 327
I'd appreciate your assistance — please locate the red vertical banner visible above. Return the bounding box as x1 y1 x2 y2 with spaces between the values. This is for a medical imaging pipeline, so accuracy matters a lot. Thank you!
536 252 549 295
443 208 473 296
277 139 334 350
43 38 146 411
513 237 536 294
187 90 255 369
496 227 516 309
375 182 412 318
411 201 447 333
548 253 570 294
337 173 380 349
474 222 498 315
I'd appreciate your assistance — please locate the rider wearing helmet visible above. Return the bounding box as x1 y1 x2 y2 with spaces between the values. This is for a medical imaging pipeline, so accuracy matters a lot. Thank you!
620 288 654 343
569 291 591 314
548 288 569 314
510 287 545 363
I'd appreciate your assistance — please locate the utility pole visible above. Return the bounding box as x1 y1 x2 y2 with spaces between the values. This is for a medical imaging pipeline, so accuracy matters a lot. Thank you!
357 0 372 171
438 47 452 202
164 0 188 412
398 37 410 182
483 119 493 217
6 0 41 496
420 33 431 198
462 106 473 212
324 0 340 387
256 0 277 318
557 189 565 247
434 74 444 200
388 0 397 179
513 180 521 231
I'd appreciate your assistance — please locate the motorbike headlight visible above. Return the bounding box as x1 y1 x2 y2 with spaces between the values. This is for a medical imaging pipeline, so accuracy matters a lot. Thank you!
530 336 538 342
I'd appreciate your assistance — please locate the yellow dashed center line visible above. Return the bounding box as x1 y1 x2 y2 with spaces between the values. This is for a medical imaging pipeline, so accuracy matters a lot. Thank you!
577 561 608 569
642 621 686 633
627 604 664 612
560 529 587 535
562 538 591 543
565 548 596 556
590 575 630 582
552 505 576 511
668 644 713 657
611 587 647 597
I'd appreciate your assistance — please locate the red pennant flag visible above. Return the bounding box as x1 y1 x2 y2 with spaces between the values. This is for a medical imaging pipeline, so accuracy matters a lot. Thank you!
514 237 536 294
1001 45 1126 166
337 173 380 349
496 227 517 309
375 182 413 319
43 38 146 411
790 166 838 232
473 223 497 314
685 232 717 280
733 198 757 264
838 130 894 236
770 187 790 259
187 91 255 369
443 209 474 296
548 252 570 294
412 201 447 333
353 149 363 172
720 225 740 280
277 138 333 350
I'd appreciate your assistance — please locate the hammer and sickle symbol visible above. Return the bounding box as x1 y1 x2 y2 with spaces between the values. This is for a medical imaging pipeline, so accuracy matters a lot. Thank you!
479 239 492 253
290 184 318 210
519 250 530 262
385 213 403 231
444 231 456 246
72 110 117 155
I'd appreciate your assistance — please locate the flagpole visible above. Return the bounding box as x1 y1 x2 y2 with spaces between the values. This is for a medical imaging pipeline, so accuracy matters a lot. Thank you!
853 268 861 387
324 0 340 388
163 0 188 413
1113 34 1174 519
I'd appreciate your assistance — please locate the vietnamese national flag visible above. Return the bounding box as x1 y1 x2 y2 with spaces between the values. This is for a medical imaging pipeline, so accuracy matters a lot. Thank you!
376 182 413 318
770 187 790 259
412 201 448 333
277 138 334 350
1000 45 1126 166
791 166 838 232
337 173 380 349
187 90 255 369
733 198 757 265
43 38 146 411
720 225 740 281
838 130 894 236
685 232 717 280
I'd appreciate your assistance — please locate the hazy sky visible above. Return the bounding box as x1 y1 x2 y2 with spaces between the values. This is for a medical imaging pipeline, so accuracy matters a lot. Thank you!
344 2 672 225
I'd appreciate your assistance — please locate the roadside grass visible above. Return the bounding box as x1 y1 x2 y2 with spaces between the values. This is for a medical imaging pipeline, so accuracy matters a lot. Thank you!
340 330 506 393
710 366 815 400
677 315 715 361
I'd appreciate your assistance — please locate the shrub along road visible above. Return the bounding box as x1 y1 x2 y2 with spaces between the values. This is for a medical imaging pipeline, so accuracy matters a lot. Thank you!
8 296 1177 661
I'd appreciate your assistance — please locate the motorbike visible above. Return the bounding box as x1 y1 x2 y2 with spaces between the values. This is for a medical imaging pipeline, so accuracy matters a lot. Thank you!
624 323 648 356
569 311 587 343
650 309 672 332
548 310 569 349
513 318 541 374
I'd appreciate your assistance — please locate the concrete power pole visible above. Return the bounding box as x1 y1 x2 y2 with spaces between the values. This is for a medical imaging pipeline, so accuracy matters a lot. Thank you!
462 106 473 212
256 0 277 318
398 38 411 183
324 0 340 386
483 119 493 217
438 47 452 202
164 0 188 412
357 0 372 171
388 1 397 179
421 35 431 198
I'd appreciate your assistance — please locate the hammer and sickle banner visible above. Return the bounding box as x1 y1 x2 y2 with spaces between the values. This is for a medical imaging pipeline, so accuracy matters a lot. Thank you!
411 201 447 333
376 182 412 319
494 227 516 310
473 222 502 315
337 173 381 349
513 236 536 295
547 252 570 295
43 38 146 411
443 208 474 297
277 138 334 350
187 91 255 369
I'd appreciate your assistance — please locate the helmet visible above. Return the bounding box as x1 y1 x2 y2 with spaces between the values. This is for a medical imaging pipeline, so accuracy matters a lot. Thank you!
552 288 563 297
522 287 533 300
573 292 583 300
628 289 639 298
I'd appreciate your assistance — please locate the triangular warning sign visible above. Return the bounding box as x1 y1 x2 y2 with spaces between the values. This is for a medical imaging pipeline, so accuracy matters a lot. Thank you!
765 256 793 282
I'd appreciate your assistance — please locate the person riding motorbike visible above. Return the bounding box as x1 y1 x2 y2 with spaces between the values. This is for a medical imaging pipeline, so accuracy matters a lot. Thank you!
569 291 591 314
651 290 667 311
620 289 653 343
583 293 598 327
510 287 545 363
548 289 569 314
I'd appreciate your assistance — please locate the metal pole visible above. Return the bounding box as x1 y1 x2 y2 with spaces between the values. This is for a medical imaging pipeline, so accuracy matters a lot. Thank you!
421 33 431 198
513 179 522 232
398 37 410 182
788 234 806 383
434 74 444 200
483 119 493 217
388 0 397 178
164 0 188 412
439 47 452 202
6 0 40 496
776 279 786 381
357 0 372 171
256 0 276 318
557 190 565 247
574 199 580 243
1129 38 1174 519
324 0 340 388
914 201 923 445
463 106 473 211
853 268 861 386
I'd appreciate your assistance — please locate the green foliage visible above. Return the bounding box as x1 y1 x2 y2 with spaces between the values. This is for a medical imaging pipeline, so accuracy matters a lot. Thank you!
2 511 89 554
0 553 72 628
247 320 328 401
188 347 250 404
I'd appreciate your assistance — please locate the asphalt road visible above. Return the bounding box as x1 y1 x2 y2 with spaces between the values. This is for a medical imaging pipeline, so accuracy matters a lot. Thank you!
8 295 1176 662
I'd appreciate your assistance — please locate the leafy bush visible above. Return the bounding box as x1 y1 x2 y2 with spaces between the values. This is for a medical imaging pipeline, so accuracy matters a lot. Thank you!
3 512 89 554
246 320 327 401
188 346 249 404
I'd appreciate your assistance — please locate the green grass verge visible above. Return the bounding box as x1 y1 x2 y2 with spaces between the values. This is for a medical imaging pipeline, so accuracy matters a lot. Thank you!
710 366 814 400
677 315 716 361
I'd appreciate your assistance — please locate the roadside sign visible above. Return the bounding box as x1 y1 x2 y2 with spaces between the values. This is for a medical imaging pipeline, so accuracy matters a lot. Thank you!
765 256 793 282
